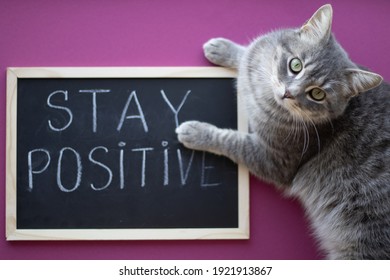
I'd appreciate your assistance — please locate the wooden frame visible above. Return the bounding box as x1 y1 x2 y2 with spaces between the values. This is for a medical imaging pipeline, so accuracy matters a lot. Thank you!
6 67 249 241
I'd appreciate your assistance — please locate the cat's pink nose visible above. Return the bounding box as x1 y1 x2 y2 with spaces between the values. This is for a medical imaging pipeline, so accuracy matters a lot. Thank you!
283 91 295 99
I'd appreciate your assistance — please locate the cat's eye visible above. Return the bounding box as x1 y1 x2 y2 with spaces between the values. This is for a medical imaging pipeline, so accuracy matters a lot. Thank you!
289 58 303 74
309 88 326 101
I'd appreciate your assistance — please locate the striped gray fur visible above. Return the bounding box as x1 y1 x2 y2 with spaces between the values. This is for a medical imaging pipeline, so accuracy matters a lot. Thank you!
176 4 390 259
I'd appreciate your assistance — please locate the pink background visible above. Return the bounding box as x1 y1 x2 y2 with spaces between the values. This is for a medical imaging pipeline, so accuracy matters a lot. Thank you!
1 0 389 260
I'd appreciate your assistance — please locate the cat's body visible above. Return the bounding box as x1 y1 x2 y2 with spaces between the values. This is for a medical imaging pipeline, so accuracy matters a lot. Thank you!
176 5 390 259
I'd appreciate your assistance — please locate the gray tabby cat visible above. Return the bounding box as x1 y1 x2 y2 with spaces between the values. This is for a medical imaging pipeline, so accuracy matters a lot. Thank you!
176 4 390 259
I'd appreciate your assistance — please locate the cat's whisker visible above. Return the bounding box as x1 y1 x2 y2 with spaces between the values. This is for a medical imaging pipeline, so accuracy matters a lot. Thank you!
302 111 321 153
298 114 310 156
305 113 322 154
284 114 299 144
286 103 311 156
293 115 302 143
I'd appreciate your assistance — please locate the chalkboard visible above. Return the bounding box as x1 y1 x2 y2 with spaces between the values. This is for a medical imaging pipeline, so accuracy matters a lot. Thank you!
6 67 249 240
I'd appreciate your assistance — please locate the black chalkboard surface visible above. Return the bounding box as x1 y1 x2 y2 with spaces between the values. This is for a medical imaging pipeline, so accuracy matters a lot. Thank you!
6 67 249 240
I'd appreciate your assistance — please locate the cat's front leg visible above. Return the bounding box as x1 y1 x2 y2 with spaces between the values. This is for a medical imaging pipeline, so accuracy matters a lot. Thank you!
176 120 252 164
203 38 246 69
177 121 296 187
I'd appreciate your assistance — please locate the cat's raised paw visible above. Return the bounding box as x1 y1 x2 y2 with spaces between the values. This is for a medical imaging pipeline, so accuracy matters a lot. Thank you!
176 121 214 151
203 38 242 68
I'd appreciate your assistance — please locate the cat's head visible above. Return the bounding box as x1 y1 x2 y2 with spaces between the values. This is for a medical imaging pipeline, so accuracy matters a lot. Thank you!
245 4 383 123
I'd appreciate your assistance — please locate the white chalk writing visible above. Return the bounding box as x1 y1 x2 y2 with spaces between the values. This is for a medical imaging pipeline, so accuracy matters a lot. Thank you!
131 147 154 187
162 141 169 186
79 89 111 133
57 147 82 192
28 149 51 190
201 152 221 187
117 91 148 133
118 142 126 189
26 87 226 193
47 90 73 131
160 89 191 128
88 146 113 191
177 149 195 185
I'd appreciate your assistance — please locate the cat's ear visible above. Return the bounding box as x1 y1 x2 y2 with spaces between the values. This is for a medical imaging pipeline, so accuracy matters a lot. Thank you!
346 69 383 95
300 4 333 44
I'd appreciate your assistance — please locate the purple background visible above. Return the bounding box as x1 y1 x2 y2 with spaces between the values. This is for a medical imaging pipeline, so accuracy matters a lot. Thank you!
1 0 389 260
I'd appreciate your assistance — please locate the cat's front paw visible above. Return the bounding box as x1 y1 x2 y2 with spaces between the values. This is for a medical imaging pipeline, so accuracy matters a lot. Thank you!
203 38 240 68
176 121 215 151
